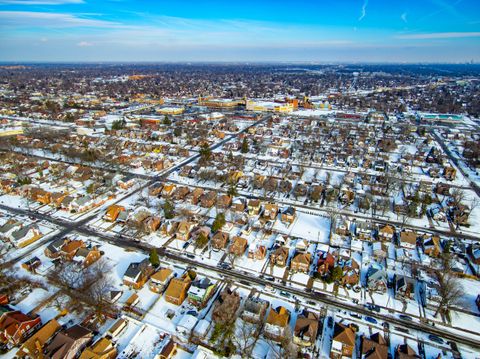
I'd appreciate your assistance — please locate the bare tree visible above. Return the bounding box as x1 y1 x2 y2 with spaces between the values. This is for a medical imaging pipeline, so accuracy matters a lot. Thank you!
266 326 298 359
232 319 262 358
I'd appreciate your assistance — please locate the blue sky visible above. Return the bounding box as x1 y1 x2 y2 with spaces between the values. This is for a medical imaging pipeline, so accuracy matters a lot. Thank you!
0 0 479 62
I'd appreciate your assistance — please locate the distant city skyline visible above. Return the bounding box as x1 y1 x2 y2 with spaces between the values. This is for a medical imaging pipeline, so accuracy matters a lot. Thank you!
0 0 479 62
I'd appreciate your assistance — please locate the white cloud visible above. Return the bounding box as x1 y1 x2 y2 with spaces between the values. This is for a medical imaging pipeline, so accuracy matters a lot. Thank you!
396 32 480 39
77 40 92 46
358 0 368 21
401 12 407 23
0 10 122 28
0 0 83 4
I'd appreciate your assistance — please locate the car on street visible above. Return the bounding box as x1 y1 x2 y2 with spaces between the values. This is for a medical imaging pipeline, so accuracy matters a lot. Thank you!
365 316 377 324
428 334 444 344
399 314 413 321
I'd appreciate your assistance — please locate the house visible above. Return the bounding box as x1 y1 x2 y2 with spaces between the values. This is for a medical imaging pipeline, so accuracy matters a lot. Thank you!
280 206 296 225
217 194 232 209
270 246 289 267
107 318 128 338
149 268 174 293
79 337 117 359
443 166 456 181
200 191 216 208
229 236 248 256
291 252 311 273
122 259 154 289
395 344 420 359
331 323 356 359
174 186 190 201
367 263 388 293
247 199 261 216
21 256 41 273
44 325 93 359
378 224 395 241
248 244 267 260
72 246 102 267
400 230 418 249
124 293 139 308
16 319 61 358
242 297 269 323
231 197 246 212
187 278 216 307
165 271 195 305
211 231 229 250
10 224 43 248
176 314 198 339
143 216 161 233
360 332 389 359
0 309 42 347
423 235 442 258
0 220 22 240
30 188 52 205
264 306 290 341
262 203 278 221
293 311 319 347
44 238 66 259
162 184 176 198
191 188 204 205
59 239 86 261
176 221 195 241
317 251 335 277
103 205 125 222
158 338 177 359
395 276 416 300
69 195 94 213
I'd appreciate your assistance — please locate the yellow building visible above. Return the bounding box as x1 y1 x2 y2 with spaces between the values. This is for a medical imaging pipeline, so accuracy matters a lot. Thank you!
156 107 184 115
246 100 294 113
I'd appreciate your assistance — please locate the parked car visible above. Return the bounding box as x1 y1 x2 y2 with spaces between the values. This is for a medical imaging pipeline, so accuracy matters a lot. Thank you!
365 316 377 324
428 334 444 344
399 314 413 321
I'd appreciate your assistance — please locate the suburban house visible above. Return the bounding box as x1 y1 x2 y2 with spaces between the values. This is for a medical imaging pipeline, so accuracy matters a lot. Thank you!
367 263 388 293
187 278 216 307
270 246 290 267
248 244 267 261
264 306 290 341
79 337 117 359
331 323 356 359
290 252 311 273
378 224 395 241
9 224 43 248
400 230 418 249
211 231 229 250
212 289 241 324
149 268 174 293
360 332 389 359
0 309 42 347
72 245 102 267
395 344 420 359
423 235 442 258
229 236 248 256
44 325 93 359
16 319 61 358
165 271 196 305
293 311 319 347
103 204 125 222
107 318 128 339
395 276 416 300
176 221 195 241
317 251 335 277
200 191 216 208
122 259 154 289
241 297 269 323
247 199 261 216
280 206 296 225
262 203 278 221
